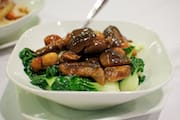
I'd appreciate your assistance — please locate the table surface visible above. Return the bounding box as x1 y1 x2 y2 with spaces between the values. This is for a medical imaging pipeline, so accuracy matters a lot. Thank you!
0 0 180 120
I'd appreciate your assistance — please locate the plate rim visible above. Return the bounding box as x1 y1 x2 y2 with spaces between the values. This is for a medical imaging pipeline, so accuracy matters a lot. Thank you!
18 85 170 120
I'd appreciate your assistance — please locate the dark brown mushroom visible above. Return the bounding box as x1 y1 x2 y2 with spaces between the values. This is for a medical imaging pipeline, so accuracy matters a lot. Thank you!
32 25 133 86
59 61 105 85
44 34 62 46
104 65 131 81
100 47 130 67
67 28 96 54
35 38 66 56
103 25 129 48
59 51 81 63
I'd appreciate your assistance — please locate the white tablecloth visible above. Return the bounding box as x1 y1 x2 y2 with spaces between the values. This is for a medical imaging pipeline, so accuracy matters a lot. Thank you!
0 0 180 119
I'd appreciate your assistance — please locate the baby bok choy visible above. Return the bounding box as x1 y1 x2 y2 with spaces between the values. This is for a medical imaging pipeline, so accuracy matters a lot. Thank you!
119 56 145 91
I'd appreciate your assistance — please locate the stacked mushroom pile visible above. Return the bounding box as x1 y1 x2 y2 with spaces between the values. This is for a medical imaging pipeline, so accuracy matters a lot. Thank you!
31 26 136 85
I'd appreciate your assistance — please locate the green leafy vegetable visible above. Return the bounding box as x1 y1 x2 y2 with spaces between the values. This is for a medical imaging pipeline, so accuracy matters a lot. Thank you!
120 56 145 91
130 56 145 74
26 65 60 90
51 76 120 91
123 45 135 54
24 65 34 78
123 45 135 58
46 65 59 78
138 75 146 85
31 75 48 89
51 76 96 91
19 48 41 78
29 73 120 91
19 48 36 67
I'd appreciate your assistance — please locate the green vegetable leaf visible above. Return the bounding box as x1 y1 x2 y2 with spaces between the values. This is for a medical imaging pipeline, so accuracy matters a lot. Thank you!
24 65 34 78
51 76 97 91
123 45 135 54
19 48 36 67
51 76 71 91
46 65 59 78
138 75 146 85
31 75 48 89
123 45 135 57
120 57 146 91
130 56 145 74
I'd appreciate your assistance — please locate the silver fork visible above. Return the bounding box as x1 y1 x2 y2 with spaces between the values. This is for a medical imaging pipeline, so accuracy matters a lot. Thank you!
82 0 109 28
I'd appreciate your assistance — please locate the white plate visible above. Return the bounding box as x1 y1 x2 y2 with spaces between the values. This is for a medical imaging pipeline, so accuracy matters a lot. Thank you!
0 81 170 120
0 82 22 120
7 21 172 110
0 0 44 43
0 16 40 49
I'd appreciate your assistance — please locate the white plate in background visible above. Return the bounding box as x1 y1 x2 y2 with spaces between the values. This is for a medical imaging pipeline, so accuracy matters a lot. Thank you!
0 0 44 44
0 16 40 50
